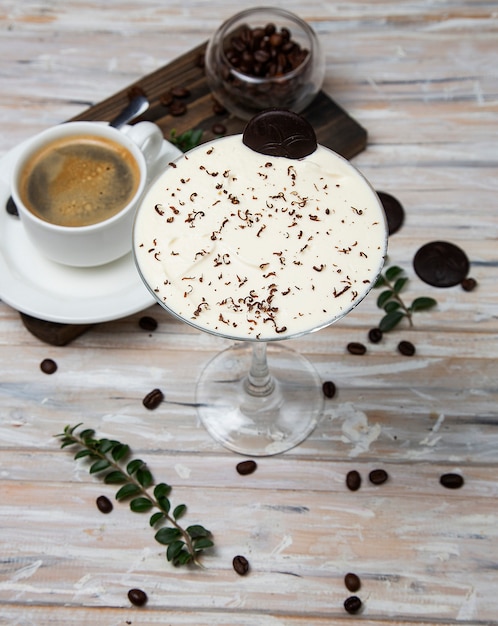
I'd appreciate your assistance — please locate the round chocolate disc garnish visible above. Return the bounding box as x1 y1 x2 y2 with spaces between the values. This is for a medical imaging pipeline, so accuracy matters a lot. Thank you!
413 241 469 288
376 191 404 235
242 109 317 159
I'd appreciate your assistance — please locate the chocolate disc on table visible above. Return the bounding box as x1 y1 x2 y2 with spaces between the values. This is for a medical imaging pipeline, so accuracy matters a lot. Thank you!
413 241 469 287
376 191 404 235
242 108 317 159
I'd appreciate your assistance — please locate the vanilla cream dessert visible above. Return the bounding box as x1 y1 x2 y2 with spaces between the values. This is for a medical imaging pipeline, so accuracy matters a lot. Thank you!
134 118 387 340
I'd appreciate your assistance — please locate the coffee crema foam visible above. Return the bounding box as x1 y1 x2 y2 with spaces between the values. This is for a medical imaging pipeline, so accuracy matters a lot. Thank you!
134 136 387 340
20 134 140 227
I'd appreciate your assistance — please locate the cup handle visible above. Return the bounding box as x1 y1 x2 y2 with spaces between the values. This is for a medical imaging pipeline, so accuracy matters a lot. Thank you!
122 121 163 164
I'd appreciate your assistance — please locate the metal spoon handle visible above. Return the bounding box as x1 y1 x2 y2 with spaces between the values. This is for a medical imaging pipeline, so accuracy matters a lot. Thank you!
109 95 149 128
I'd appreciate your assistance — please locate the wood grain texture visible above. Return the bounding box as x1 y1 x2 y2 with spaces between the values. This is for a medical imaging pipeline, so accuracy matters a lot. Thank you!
0 1 497 624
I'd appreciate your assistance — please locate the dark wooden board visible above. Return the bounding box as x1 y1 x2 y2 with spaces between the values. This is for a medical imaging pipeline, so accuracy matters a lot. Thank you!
23 41 367 345
71 41 367 159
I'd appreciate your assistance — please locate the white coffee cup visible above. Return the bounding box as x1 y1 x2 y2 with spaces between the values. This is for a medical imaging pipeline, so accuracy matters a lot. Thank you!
11 120 164 267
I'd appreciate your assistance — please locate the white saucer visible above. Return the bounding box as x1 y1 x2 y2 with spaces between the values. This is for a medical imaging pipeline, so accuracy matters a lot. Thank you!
0 130 182 324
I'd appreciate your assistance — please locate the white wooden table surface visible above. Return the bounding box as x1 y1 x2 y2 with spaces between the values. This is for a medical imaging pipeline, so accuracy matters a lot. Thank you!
1 1 497 624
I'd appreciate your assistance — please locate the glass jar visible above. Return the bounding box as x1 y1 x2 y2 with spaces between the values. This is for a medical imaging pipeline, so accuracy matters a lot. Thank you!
205 7 325 120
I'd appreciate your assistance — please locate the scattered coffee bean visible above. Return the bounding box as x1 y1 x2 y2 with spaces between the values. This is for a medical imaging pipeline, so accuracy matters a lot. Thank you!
398 340 416 357
233 555 250 576
236 460 257 475
168 100 187 116
368 327 383 343
170 86 190 98
139 316 158 331
40 358 57 374
346 470 362 492
376 191 405 235
6 196 19 216
159 91 174 106
322 380 336 399
128 588 148 606
413 241 469 288
461 277 477 292
142 388 164 410
211 123 227 136
96 495 113 514
212 98 227 115
223 22 308 80
369 468 388 485
440 473 464 489
344 572 361 593
347 342 367 355
127 85 147 100
344 595 362 614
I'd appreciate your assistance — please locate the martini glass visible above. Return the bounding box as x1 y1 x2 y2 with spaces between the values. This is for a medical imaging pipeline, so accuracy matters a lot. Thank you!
133 136 387 457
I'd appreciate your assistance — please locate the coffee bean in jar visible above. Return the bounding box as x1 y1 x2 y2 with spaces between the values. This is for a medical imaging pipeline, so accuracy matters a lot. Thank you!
205 7 325 120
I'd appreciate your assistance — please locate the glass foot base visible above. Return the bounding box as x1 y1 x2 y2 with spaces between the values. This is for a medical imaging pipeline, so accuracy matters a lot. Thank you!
196 343 324 456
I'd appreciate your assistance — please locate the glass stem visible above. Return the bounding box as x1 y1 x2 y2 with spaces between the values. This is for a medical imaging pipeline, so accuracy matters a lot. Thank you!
244 342 275 397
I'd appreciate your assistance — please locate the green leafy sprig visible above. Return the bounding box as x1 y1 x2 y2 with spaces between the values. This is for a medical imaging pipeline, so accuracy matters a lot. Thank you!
374 265 437 332
169 128 203 152
56 424 213 567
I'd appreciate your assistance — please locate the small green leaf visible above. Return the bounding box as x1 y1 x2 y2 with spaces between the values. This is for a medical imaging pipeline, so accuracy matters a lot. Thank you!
379 310 405 332
60 440 75 449
89 459 111 474
126 459 144 476
393 277 408 293
130 497 153 513
157 496 171 514
186 525 211 540
193 537 214 552
74 449 93 460
111 443 129 462
385 266 404 281
149 512 165 527
97 439 115 454
104 471 128 484
170 128 203 152
377 290 394 308
410 297 438 312
154 483 171 499
79 429 95 440
115 483 141 501
166 540 185 562
384 301 401 313
155 527 182 545
173 504 187 520
374 275 386 288
136 468 153 489
174 550 193 566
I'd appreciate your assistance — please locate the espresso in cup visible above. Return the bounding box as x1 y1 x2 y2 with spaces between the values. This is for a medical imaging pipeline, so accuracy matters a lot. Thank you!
11 120 168 267
19 133 141 228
